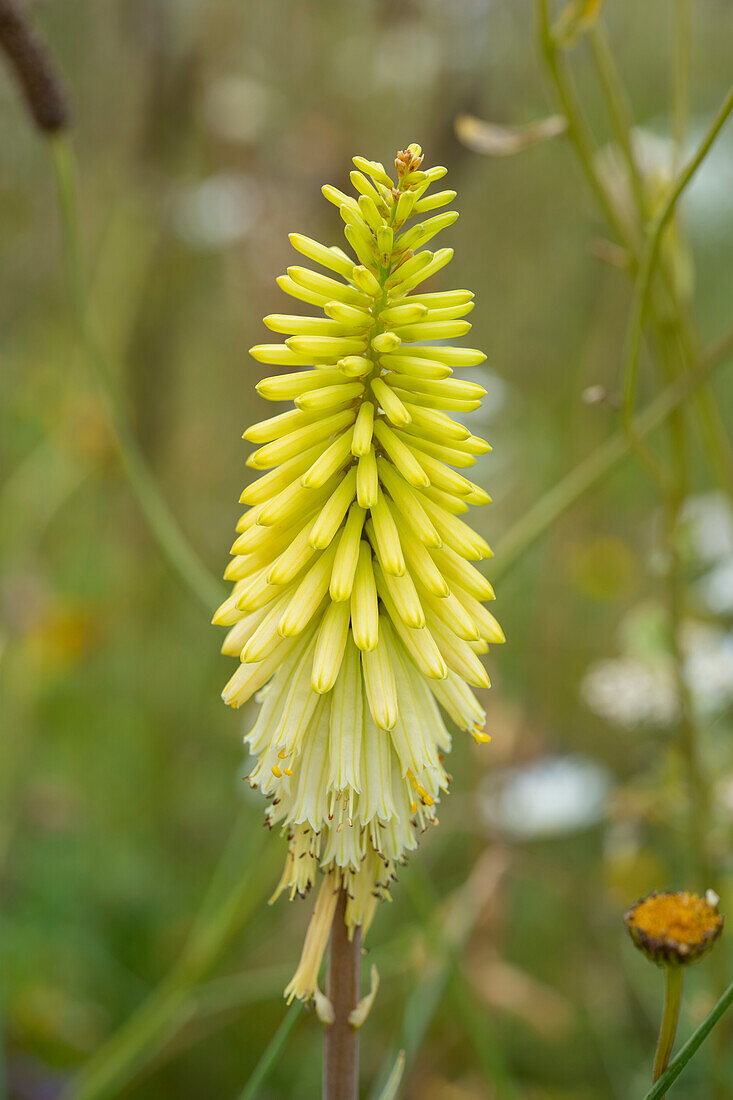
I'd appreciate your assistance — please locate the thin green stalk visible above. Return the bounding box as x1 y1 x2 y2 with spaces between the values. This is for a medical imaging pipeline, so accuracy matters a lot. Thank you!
238 1003 302 1100
493 325 733 579
621 83 733 421
536 0 632 251
537 1 672 487
49 134 224 614
653 968 683 1093
377 1051 405 1100
64 820 273 1100
643 977 733 1100
589 23 647 222
545 7 733 503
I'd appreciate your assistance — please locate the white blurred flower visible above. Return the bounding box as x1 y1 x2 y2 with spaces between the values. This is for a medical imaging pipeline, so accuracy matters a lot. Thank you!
203 76 275 145
685 120 733 238
167 173 260 249
581 657 678 728
682 492 733 565
696 559 733 616
480 754 611 838
682 623 733 715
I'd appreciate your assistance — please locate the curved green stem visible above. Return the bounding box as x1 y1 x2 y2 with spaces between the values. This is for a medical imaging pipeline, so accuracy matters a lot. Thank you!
644 976 733 1100
622 83 733 422
238 1003 302 1100
49 134 224 613
653 968 683 1092
589 23 648 222
536 0 631 250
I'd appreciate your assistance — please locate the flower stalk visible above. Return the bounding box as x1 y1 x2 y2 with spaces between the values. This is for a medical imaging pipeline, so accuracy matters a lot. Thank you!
323 890 361 1100
653 966 682 1090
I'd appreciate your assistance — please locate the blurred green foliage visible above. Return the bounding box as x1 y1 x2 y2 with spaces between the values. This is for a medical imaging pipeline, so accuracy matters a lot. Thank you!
2 1 733 1097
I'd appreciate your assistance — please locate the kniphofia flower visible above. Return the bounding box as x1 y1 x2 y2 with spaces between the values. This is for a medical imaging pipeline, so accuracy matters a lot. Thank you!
214 144 504 1001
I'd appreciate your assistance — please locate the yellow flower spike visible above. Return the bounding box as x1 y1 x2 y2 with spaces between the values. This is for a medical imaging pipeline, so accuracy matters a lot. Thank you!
214 146 502 1003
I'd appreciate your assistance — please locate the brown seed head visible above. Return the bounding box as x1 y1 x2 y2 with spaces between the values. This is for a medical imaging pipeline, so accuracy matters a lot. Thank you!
624 890 723 968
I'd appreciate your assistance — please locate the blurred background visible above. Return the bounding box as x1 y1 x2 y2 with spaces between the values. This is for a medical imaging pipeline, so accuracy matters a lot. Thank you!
2 1 733 1097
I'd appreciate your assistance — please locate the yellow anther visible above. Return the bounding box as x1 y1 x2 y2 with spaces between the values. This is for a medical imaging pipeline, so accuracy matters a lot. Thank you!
278 748 289 759
410 801 418 814
283 767 294 776
272 765 283 778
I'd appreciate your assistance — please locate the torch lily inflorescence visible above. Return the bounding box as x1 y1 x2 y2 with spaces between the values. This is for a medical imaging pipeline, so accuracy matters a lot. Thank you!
214 144 503 1001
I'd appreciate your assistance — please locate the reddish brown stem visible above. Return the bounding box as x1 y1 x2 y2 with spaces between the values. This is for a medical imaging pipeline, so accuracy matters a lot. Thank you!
323 889 361 1100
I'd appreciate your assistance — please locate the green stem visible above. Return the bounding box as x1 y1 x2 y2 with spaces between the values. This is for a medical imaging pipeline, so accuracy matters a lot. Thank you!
622 82 733 422
49 134 223 613
653 968 683 1092
376 1051 406 1100
493 325 733 579
536 0 631 250
545 7 733 504
644 977 733 1100
238 1003 302 1100
589 23 647 223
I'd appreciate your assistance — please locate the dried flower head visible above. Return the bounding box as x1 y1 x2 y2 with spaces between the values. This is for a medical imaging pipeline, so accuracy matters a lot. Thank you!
625 890 723 968
214 144 503 1001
